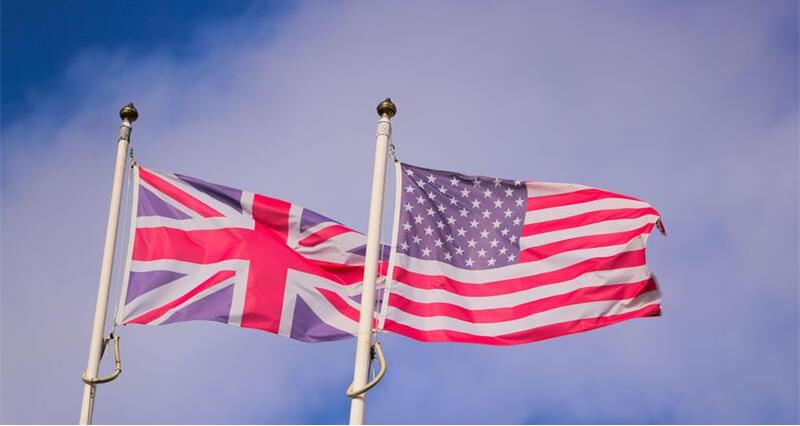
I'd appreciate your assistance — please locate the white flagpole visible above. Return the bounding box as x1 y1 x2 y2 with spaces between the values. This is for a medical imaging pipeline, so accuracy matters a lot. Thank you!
349 98 397 425
79 103 139 425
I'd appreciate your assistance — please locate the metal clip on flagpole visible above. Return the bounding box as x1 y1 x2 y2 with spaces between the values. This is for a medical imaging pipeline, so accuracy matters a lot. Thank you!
347 98 397 425
81 333 122 385
79 103 138 425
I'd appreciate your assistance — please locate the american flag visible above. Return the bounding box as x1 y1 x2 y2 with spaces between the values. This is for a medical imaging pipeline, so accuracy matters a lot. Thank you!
379 163 663 345
117 166 384 342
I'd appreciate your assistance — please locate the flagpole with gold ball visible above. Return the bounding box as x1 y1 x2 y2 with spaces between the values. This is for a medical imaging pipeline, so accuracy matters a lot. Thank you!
348 98 396 425
79 103 138 425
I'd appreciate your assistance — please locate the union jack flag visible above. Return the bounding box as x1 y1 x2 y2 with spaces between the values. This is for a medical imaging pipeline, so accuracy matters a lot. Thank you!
116 166 384 342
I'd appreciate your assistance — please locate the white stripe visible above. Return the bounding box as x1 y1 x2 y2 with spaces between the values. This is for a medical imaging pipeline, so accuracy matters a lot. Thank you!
393 238 646 284
136 215 254 230
115 166 140 325
296 231 369 265
386 290 661 336
227 267 249 327
524 198 653 224
525 182 590 198
390 265 652 310
519 215 659 249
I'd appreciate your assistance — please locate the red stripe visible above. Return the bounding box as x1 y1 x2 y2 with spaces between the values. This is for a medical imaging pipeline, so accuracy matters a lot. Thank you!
522 207 659 236
133 227 251 263
389 278 656 323
139 168 223 218
298 224 353 247
393 249 647 297
519 223 655 263
383 302 660 346
316 287 361 322
527 188 639 211
126 270 235 325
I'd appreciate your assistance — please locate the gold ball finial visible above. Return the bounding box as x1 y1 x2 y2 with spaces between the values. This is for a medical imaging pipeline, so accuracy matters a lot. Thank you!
377 98 397 118
119 102 139 123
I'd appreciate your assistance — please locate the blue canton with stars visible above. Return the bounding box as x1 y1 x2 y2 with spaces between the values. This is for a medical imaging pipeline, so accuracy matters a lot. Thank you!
397 163 527 270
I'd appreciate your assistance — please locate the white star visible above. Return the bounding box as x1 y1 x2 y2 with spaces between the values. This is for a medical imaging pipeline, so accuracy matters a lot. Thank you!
455 246 465 255
504 208 513 218
459 208 469 217
515 197 524 207
438 185 447 193
473 178 482 187
400 241 409 251
449 197 458 206
434 238 443 248
513 217 522 226
404 203 414 212
405 169 414 176
460 188 470 198
493 199 503 209
424 226 434 236
492 219 501 229
416 195 425 204
471 199 481 209
445 234 455 243
507 253 516 262
480 229 489 239
481 209 491 219
457 227 467 237
402 222 412 231
414 214 424 224
509 235 517 243
465 258 475 267
426 207 435 216
490 238 499 247
427 174 437 183
428 192 437 200
436 220 445 229
514 180 521 186
437 204 447 212
501 228 509 236
477 248 487 257
405 185 416 194
493 178 502 187
418 180 426 188
467 239 477 248
487 257 496 266
483 189 492 198
422 247 431 257
450 177 459 186
444 252 453 261
447 216 456 224
499 246 508 255
504 188 514 197
469 219 479 228
412 235 422 244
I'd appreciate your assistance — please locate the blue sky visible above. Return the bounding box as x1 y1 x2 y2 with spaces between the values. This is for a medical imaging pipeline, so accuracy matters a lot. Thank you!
1 1 798 424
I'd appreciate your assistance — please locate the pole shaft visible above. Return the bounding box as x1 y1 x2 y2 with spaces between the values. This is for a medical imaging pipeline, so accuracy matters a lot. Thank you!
79 120 133 425
349 114 392 425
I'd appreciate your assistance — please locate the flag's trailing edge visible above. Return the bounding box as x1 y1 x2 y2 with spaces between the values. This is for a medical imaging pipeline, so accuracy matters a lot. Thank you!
378 162 663 345
116 166 386 342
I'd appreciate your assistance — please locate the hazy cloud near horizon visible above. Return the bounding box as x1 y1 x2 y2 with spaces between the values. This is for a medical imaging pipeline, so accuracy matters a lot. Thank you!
2 1 797 423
